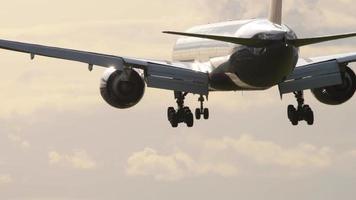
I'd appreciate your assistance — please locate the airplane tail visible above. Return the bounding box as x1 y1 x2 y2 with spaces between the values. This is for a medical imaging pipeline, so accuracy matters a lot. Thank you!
164 0 356 48
269 0 282 25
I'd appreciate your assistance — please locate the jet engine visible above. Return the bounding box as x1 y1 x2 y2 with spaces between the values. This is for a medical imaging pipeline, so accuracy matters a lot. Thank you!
311 66 355 105
100 68 145 109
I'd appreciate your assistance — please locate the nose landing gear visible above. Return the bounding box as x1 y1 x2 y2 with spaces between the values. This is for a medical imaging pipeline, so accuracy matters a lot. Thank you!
288 91 314 126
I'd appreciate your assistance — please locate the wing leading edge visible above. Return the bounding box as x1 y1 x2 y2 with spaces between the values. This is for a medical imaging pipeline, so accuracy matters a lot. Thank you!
0 39 209 95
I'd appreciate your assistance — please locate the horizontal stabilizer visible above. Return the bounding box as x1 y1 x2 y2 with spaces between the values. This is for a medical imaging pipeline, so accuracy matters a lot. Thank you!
163 31 275 47
164 31 356 48
288 32 356 47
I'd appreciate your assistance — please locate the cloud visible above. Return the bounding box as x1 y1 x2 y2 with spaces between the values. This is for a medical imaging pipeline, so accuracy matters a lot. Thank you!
49 150 97 170
127 134 334 181
203 135 332 168
7 134 31 149
0 174 13 185
126 148 238 181
349 150 356 157
0 1 354 200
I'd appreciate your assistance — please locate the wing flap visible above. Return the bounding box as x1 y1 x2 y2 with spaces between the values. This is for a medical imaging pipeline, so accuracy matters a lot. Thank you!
289 61 341 80
146 63 209 95
279 60 343 95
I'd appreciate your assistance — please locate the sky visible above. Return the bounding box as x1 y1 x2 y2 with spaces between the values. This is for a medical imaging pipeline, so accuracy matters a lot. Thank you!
0 0 355 200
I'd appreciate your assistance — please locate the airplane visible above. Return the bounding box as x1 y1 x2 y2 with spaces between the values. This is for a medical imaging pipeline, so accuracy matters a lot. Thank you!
0 0 355 128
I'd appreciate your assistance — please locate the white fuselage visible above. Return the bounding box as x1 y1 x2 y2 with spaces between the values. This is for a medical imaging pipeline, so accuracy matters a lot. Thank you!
171 19 299 91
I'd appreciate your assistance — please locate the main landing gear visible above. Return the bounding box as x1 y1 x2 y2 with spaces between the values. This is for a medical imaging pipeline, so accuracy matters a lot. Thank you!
287 91 314 126
195 96 209 120
167 92 209 128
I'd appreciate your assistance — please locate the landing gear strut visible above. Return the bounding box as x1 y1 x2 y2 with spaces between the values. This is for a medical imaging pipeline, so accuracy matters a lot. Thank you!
167 92 210 128
167 91 194 128
195 95 209 120
288 91 314 126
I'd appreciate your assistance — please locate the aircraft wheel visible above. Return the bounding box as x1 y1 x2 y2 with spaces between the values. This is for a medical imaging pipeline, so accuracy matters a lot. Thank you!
184 108 194 127
195 108 201 120
288 105 298 126
203 108 209 120
170 114 178 128
303 105 314 125
167 107 175 121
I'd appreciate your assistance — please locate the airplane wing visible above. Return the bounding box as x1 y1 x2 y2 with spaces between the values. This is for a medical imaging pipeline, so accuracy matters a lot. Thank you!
278 52 356 95
297 52 356 66
0 39 209 95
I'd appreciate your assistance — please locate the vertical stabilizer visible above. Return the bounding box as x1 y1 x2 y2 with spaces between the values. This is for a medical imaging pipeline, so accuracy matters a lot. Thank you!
269 0 282 25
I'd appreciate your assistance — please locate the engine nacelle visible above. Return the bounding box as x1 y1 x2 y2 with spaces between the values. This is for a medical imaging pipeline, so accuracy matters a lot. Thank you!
100 68 145 109
311 66 355 105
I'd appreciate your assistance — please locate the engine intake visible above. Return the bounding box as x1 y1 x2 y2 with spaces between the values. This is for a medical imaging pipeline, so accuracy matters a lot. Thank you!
100 68 145 109
311 66 355 105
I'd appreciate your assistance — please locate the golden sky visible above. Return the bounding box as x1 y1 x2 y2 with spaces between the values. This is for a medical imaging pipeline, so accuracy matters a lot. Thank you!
0 1 355 200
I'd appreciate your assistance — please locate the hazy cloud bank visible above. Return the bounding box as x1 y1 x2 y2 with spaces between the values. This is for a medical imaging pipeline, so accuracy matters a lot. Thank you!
49 150 97 170
0 174 13 185
126 134 350 181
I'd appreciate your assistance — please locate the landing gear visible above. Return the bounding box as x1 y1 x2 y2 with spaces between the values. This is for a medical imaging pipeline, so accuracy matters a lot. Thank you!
167 92 210 128
167 92 194 128
288 91 314 126
195 95 209 120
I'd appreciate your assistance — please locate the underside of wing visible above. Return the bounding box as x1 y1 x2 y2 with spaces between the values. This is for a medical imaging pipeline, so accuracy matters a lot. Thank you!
0 39 209 95
289 33 356 47
279 52 356 96
279 60 344 95
297 52 356 66
0 39 128 68
145 62 209 95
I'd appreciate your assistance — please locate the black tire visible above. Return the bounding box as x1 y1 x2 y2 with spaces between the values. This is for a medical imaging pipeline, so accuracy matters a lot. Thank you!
167 107 175 121
287 105 295 119
183 107 190 114
288 105 298 126
291 118 298 126
306 111 314 125
303 105 314 125
171 121 178 128
203 108 209 120
185 112 194 127
195 108 201 120
170 114 178 128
